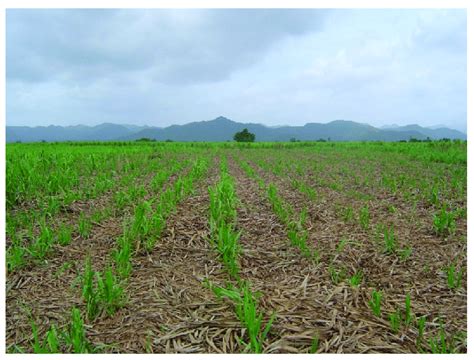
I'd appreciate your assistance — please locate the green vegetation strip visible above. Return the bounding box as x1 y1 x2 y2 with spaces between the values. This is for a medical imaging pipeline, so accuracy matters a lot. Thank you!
6 153 188 273
206 157 275 353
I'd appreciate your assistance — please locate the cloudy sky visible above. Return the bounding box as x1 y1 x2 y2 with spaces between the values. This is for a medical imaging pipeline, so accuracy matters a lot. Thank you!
6 9 467 132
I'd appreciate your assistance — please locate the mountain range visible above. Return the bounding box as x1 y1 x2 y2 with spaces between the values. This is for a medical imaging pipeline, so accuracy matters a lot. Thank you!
6 117 466 143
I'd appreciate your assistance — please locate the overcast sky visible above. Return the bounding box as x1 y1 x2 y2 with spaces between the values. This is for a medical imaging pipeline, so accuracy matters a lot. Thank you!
6 9 467 132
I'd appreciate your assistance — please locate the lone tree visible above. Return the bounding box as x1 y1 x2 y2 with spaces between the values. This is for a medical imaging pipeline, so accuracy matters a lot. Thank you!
233 128 255 142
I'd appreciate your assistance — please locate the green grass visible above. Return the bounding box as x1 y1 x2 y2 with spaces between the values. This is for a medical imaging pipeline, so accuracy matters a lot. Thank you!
341 206 354 222
96 266 125 316
388 309 402 333
206 159 277 352
66 308 92 353
82 258 125 320
130 201 152 245
398 247 412 261
329 264 346 284
310 335 319 353
265 181 317 260
6 243 26 273
212 282 276 353
433 205 456 236
208 163 241 279
29 220 54 260
114 233 133 279
31 321 59 353
405 293 412 325
359 205 370 230
54 261 73 278
78 213 92 239
57 223 73 246
6 141 467 353
267 184 291 225
287 224 311 258
383 225 397 254
430 185 440 206
336 238 348 253
82 257 99 320
348 270 363 287
428 324 455 354
215 222 241 279
31 307 92 353
445 264 463 290
368 290 382 317
386 294 411 333
146 212 165 252
417 315 427 347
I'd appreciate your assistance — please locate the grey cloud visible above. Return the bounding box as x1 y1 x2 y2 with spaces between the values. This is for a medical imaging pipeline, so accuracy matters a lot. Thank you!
6 9 466 133
7 9 328 85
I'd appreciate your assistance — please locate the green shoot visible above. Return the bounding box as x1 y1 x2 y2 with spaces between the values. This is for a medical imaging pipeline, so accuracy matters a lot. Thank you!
369 290 382 317
6 244 26 273
65 308 91 353
57 223 72 246
417 315 427 345
433 205 456 236
82 258 124 319
329 264 346 284
82 257 99 320
46 325 60 353
383 225 397 254
78 213 92 239
359 205 370 230
445 264 463 290
212 283 275 353
215 223 241 279
31 321 51 353
114 233 132 279
342 206 354 222
29 220 54 260
405 293 412 325
348 270 363 287
96 266 125 316
336 238 348 253
388 309 402 333
398 247 412 261
428 323 454 354
310 335 319 353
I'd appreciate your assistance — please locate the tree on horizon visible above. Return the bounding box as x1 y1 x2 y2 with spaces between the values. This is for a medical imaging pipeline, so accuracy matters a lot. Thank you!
233 128 255 142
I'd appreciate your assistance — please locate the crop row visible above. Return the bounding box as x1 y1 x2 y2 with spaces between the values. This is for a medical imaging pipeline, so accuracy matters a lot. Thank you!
206 157 276 353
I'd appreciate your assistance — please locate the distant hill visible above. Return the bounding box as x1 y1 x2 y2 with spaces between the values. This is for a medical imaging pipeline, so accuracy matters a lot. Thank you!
381 124 466 140
122 117 466 142
6 123 149 143
6 117 466 143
